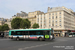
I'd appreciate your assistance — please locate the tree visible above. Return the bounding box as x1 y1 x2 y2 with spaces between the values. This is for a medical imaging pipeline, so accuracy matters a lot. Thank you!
3 24 9 30
0 25 2 31
25 19 31 28
20 19 31 29
11 18 22 29
0 24 9 31
32 23 39 28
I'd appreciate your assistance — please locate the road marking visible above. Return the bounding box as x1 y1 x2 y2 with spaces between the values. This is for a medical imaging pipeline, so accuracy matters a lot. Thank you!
18 38 75 50
18 42 56 50
18 38 72 50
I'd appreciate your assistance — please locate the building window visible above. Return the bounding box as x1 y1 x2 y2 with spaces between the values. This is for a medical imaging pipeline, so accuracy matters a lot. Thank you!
49 20 50 23
38 15 39 17
60 12 61 14
37 22 39 24
41 22 42 23
60 25 61 26
41 15 42 17
44 14 45 16
60 19 61 22
49 17 50 19
52 20 54 23
52 16 54 19
60 16 61 18
56 20 57 22
56 16 57 18
56 13 57 15
44 21 45 23
44 24 46 27
60 23 61 26
38 18 39 20
44 17 45 20
41 18 42 20
52 24 54 26
49 14 51 15
41 25 42 27
49 24 50 27
56 23 57 25
52 13 54 15
56 25 57 27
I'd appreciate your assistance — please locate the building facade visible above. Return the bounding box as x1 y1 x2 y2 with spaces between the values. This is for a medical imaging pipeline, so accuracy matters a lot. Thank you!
5 19 11 29
36 6 75 37
0 18 7 25
12 11 28 19
28 11 44 27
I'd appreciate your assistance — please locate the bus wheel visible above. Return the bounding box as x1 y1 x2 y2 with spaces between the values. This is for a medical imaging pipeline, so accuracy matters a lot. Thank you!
39 38 43 41
16 38 19 41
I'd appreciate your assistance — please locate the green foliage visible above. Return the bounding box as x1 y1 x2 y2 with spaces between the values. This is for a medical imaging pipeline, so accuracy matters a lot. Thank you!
11 18 31 29
0 24 9 31
20 19 31 29
0 25 2 31
3 24 9 30
25 19 31 28
11 18 22 29
32 23 39 28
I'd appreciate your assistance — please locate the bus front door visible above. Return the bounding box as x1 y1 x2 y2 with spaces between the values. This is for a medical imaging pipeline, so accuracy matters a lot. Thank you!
44 31 50 40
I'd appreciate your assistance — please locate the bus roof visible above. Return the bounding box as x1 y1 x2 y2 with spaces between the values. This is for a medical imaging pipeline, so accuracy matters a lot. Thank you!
9 28 52 31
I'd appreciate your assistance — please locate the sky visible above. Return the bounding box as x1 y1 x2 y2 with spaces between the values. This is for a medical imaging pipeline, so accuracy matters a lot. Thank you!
0 0 75 19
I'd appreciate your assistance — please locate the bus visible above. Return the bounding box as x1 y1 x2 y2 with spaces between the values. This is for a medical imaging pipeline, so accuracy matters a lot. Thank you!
69 32 75 37
9 28 55 41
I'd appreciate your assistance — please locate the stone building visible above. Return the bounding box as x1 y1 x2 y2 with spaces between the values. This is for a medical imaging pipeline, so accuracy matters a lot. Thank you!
36 6 75 37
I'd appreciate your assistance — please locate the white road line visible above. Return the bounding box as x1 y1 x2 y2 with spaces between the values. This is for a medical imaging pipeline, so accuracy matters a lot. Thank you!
18 43 56 50
18 40 68 50
18 38 75 50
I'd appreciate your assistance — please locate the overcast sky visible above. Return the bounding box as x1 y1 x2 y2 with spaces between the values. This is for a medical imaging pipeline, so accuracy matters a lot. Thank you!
0 0 75 19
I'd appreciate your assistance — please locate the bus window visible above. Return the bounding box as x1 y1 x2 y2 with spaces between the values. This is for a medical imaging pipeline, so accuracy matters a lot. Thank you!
16 31 24 35
29 31 36 35
36 31 43 35
25 31 29 35
17 32 21 35
11 31 15 35
44 31 49 35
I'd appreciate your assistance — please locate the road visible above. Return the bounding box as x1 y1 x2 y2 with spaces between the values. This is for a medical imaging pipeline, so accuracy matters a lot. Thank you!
0 37 75 50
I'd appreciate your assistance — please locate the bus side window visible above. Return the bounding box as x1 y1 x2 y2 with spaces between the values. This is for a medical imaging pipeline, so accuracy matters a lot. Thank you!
29 31 36 35
36 32 40 35
11 31 14 35
25 31 29 35
44 31 49 35
36 31 43 35
17 32 21 35
16 31 22 35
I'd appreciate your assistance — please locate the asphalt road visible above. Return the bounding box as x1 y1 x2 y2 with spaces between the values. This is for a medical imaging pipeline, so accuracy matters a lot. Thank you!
0 37 75 50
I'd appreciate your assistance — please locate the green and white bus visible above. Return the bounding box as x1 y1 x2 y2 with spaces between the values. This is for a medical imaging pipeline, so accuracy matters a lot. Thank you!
69 32 75 37
9 28 55 41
